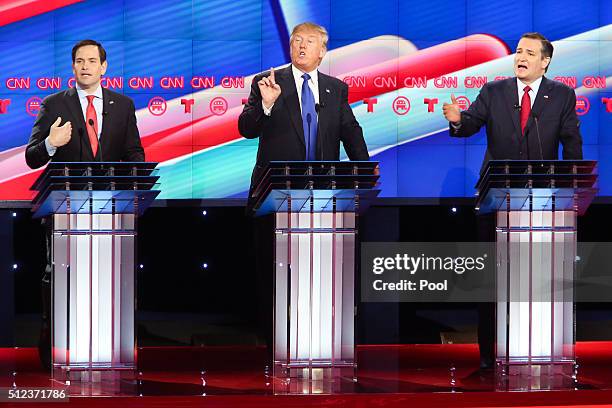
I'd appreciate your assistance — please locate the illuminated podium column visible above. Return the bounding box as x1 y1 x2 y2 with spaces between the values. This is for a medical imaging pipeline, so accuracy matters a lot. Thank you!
31 162 159 384
476 160 597 390
250 161 379 392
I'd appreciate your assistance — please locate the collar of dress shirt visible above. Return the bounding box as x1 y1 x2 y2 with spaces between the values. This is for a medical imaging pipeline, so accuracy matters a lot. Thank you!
76 84 103 101
517 76 542 99
291 64 319 88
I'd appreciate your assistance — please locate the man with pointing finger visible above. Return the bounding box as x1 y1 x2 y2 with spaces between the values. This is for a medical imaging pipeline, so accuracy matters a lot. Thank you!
26 39 144 169
443 32 582 171
442 32 583 370
238 23 369 359
238 22 370 191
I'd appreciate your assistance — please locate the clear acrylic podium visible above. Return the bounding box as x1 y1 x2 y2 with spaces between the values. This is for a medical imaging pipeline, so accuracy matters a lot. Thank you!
250 161 379 392
476 160 597 390
31 162 159 386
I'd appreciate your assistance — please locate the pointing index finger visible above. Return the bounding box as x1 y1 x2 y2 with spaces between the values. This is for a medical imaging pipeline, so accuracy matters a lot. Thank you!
269 67 275 85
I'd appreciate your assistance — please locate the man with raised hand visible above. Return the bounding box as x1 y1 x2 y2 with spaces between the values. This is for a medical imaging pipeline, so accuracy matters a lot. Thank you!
239 22 370 191
443 32 582 171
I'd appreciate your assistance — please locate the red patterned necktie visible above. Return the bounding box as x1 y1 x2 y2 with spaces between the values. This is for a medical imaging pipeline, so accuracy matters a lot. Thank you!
520 86 531 135
86 95 99 157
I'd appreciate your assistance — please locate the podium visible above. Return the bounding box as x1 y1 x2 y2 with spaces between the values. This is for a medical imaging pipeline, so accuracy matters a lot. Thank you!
250 161 379 392
476 160 597 389
31 162 159 385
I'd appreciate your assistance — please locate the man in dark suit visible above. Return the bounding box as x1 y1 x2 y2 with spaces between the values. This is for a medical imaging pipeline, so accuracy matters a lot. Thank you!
443 32 582 167
443 32 583 369
238 22 370 190
25 39 144 370
238 22 369 360
26 39 144 168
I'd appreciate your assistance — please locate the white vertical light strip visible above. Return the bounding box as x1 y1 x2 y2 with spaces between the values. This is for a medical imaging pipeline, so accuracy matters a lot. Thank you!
311 229 321 360
91 215 99 363
298 213 312 361
74 214 90 363
52 222 68 365
97 214 112 363
319 231 333 361
496 228 508 360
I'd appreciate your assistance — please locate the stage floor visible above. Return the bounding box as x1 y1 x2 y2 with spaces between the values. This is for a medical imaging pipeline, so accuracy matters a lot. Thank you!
2 343 612 407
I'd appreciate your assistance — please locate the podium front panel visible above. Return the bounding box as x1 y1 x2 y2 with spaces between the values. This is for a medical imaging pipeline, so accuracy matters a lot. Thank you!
52 213 136 372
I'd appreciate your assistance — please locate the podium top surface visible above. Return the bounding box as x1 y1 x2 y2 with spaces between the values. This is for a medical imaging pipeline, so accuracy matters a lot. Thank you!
475 160 598 214
31 162 158 191
30 162 160 218
250 161 380 215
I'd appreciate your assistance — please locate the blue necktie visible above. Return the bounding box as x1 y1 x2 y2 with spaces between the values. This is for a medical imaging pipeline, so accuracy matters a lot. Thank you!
301 73 318 161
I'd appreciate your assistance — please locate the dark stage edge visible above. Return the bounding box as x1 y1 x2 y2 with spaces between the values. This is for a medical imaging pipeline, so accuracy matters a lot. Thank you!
2 343 612 407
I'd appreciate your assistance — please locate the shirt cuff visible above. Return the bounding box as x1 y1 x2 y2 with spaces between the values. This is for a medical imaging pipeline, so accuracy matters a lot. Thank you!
45 137 57 157
262 102 274 116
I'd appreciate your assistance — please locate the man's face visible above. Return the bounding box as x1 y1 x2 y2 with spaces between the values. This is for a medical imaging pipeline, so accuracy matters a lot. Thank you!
290 29 326 73
72 45 107 91
514 37 549 83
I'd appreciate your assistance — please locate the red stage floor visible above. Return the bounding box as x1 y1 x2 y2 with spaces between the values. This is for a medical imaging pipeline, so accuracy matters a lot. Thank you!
2 343 612 407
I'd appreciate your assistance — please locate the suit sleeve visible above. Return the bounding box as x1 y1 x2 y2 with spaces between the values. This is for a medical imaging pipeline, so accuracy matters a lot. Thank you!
238 74 268 139
559 89 583 160
25 98 54 169
121 99 145 162
449 84 491 138
339 82 369 161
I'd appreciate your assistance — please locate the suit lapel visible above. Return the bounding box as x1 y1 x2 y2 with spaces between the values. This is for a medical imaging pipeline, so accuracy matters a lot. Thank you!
526 76 553 132
278 66 305 148
504 78 521 137
100 87 112 151
317 72 330 153
63 87 87 132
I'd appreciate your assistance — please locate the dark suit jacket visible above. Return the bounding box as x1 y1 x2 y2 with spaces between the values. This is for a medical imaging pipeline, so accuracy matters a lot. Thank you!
450 76 583 172
25 87 145 169
238 65 369 188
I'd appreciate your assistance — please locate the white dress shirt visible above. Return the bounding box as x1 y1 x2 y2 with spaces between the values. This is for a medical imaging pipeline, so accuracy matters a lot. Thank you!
45 84 104 156
517 76 542 109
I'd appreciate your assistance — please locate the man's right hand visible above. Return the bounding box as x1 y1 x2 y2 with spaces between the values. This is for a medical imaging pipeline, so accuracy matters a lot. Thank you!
442 94 461 124
258 67 282 109
48 117 72 147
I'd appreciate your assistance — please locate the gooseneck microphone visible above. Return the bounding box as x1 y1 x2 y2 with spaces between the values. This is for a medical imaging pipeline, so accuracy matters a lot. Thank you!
531 112 544 161
306 113 312 161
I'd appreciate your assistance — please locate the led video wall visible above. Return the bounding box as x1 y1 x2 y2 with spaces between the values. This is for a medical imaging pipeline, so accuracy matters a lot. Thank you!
0 0 609 200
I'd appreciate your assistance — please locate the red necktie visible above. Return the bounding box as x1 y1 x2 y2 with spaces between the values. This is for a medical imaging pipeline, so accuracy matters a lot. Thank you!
86 95 99 157
520 86 531 135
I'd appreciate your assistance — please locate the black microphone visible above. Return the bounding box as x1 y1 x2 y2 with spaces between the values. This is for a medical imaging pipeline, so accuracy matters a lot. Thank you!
531 112 544 161
513 103 520 110
87 119 102 162
306 113 312 161
315 102 325 113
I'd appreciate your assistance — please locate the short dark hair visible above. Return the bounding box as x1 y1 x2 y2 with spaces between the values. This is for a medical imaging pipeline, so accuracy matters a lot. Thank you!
72 39 107 63
520 32 553 72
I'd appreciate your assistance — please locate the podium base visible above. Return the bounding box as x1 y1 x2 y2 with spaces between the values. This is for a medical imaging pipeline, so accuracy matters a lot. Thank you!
495 360 578 391
272 364 357 394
